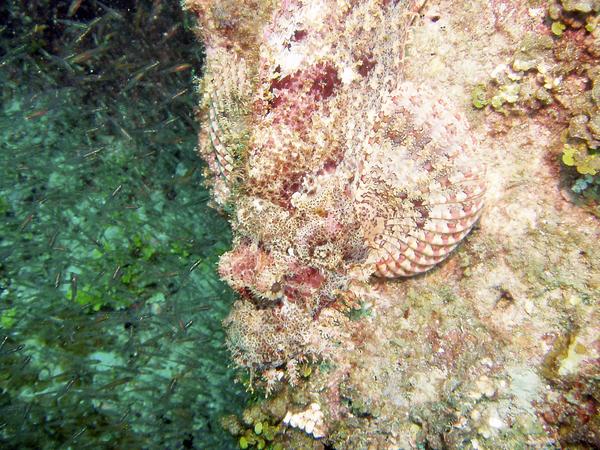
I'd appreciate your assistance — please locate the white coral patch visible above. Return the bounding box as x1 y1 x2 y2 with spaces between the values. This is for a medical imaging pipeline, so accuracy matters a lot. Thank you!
283 402 326 438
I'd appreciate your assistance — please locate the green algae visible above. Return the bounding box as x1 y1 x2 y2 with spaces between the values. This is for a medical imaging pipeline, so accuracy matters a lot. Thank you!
222 399 290 450
551 21 567 36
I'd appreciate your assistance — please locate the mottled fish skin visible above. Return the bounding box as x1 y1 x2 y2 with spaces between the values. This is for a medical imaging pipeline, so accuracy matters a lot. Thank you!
348 81 486 277
197 48 254 206
187 0 485 305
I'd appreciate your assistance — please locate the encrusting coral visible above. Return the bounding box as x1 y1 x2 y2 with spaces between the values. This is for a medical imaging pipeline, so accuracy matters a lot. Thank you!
473 0 600 206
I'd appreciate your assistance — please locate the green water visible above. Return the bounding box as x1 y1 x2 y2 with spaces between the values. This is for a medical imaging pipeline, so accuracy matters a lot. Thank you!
0 1 245 448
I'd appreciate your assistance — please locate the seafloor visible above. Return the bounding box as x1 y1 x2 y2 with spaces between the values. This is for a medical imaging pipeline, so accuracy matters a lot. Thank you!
0 1 245 448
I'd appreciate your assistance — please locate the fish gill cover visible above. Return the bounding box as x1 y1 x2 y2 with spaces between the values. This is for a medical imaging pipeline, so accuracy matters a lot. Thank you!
0 0 244 448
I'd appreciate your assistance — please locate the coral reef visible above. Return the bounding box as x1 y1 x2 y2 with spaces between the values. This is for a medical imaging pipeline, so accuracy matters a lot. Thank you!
473 0 600 210
187 0 600 448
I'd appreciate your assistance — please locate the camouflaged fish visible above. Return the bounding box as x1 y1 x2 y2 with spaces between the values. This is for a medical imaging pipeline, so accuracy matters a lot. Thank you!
186 0 485 368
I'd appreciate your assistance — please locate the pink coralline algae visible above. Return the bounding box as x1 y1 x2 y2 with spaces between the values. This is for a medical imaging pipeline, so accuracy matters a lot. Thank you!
186 0 486 370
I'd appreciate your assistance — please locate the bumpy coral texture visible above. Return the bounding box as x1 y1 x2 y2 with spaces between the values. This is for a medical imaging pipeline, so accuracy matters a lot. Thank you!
188 0 486 369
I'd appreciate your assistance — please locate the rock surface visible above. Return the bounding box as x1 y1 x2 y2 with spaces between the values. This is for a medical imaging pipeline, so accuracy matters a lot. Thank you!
186 0 599 447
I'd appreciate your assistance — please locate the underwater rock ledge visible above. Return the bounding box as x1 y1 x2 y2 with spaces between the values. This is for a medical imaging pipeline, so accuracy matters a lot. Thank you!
186 0 599 448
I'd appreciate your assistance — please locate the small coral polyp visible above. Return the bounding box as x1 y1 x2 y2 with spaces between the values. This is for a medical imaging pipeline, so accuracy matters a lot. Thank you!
187 0 485 370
